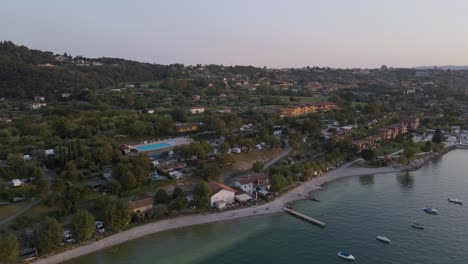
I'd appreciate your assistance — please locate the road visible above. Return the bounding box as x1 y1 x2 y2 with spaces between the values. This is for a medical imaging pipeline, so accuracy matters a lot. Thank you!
0 198 40 226
263 144 292 169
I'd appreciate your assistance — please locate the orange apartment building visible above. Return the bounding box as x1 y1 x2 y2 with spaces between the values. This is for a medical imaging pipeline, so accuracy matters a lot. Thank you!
280 102 336 118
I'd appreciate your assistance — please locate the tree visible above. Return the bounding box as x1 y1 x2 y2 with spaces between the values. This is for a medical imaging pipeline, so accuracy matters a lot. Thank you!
170 196 188 211
271 174 288 192
154 189 170 204
432 128 443 144
70 210 95 242
193 181 211 210
100 198 131 231
172 187 185 199
219 142 230 154
216 153 235 168
63 186 81 213
0 232 18 264
252 161 264 173
404 145 417 159
361 149 377 161
35 217 63 254
117 164 137 189
34 173 49 200
62 161 78 182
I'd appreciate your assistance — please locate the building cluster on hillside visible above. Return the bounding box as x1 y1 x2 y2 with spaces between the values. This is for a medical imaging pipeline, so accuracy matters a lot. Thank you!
352 116 420 153
280 102 336 118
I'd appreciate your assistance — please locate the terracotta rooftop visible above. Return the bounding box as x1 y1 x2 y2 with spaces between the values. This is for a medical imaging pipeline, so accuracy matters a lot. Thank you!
128 197 154 210
208 181 236 194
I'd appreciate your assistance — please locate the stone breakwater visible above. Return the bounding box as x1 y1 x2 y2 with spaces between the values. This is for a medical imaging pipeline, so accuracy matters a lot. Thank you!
403 145 457 171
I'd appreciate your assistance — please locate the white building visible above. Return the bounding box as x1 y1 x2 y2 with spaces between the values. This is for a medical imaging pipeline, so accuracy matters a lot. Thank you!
44 149 55 156
208 181 236 209
231 147 241 154
190 107 205 114
30 102 47 110
11 179 24 187
169 171 184 180
233 179 254 195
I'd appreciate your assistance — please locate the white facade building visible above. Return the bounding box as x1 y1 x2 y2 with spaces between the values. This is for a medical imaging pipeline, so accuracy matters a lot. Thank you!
208 181 235 209
190 107 205 114
234 180 254 195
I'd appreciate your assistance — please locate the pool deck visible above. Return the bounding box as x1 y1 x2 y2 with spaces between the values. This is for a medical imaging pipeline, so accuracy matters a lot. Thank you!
131 137 192 152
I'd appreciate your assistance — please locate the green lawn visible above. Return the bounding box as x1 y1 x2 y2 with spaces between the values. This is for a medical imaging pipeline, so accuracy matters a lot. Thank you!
376 142 404 156
351 102 368 108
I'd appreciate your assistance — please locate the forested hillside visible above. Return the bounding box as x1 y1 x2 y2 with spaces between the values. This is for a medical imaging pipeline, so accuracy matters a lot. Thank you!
0 41 171 98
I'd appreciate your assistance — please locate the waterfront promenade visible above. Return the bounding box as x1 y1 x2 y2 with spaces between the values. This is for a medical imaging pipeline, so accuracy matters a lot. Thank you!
33 163 401 264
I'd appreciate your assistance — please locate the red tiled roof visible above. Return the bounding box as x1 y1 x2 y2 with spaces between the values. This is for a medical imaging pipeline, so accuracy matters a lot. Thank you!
128 197 154 210
208 181 236 194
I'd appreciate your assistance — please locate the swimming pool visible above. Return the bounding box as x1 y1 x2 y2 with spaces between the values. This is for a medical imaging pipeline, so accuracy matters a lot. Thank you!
134 140 176 151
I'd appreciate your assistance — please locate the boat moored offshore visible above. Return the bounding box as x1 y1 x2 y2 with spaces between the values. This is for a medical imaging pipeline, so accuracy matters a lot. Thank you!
411 222 425 230
337 251 355 261
376 236 391 243
423 207 438 214
448 198 463 205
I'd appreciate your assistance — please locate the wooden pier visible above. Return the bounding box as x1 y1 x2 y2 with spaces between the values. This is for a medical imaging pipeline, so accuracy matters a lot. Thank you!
282 207 326 228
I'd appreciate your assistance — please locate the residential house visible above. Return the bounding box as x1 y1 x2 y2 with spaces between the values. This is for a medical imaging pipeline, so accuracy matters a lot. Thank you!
233 179 254 195
161 162 187 173
233 173 270 195
231 147 241 154
10 179 24 187
44 149 55 156
0 117 11 124
34 96 45 102
208 181 236 209
192 95 201 101
128 197 154 213
175 123 199 133
403 116 420 130
30 102 47 110
190 107 205 114
61 93 71 98
169 171 183 180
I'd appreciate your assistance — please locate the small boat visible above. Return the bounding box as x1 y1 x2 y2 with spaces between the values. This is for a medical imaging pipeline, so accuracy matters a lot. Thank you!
448 198 463 205
337 251 355 261
411 222 425 230
423 207 438 214
376 236 391 243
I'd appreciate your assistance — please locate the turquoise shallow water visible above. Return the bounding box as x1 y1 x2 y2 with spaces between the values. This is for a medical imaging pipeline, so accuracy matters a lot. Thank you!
67 150 468 264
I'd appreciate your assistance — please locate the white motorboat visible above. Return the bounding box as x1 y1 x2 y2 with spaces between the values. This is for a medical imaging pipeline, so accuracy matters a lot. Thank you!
376 236 391 243
337 251 355 261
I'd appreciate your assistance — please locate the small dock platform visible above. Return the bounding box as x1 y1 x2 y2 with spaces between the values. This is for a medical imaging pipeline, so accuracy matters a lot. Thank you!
282 207 326 228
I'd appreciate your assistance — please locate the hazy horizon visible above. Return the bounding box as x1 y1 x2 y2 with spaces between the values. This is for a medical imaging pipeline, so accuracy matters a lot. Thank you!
2 0 468 68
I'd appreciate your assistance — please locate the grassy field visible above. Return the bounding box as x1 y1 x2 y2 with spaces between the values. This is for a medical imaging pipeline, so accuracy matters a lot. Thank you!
351 102 368 108
0 202 30 221
376 142 405 156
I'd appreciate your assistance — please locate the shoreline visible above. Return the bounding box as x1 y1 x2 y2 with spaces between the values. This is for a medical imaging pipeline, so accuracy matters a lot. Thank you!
32 163 402 264
33 146 460 264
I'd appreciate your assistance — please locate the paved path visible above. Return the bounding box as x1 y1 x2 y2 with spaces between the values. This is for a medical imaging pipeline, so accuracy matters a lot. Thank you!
0 199 40 226
33 163 402 264
264 144 292 169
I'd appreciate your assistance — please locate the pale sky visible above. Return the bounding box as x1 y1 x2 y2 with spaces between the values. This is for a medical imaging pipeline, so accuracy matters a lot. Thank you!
1 0 468 68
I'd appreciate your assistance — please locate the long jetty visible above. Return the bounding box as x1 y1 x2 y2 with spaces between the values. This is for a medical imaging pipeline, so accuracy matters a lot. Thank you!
282 207 326 228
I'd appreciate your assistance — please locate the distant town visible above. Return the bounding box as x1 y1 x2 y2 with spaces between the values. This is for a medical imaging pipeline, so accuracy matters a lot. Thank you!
1 41 468 262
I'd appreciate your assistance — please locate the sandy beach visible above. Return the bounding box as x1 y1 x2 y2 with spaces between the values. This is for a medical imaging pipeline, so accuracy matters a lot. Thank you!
33 163 401 264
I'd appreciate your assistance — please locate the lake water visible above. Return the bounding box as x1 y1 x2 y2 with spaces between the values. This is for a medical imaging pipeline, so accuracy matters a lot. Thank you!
66 149 468 264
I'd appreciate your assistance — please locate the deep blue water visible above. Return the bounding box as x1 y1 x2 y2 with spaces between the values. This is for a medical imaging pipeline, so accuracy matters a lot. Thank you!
67 149 468 264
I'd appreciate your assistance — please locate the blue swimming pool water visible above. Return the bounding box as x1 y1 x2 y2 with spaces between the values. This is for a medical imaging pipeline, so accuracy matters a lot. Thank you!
134 140 176 151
